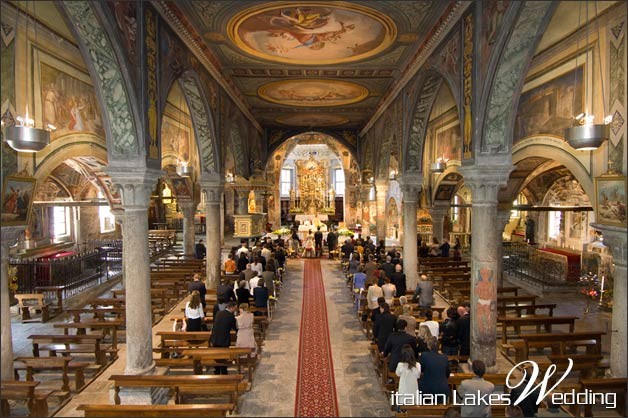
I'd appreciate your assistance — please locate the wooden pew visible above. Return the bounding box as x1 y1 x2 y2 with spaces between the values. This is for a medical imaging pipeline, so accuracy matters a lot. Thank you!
497 286 519 296
65 307 125 322
512 331 605 362
1 380 52 417
179 347 256 381
497 295 537 306
539 355 608 384
395 405 451 417
155 331 212 358
14 294 50 322
77 404 234 417
14 356 89 392
109 374 246 409
53 319 124 350
418 259 469 267
498 315 578 344
497 303 556 318
579 378 627 417
28 333 112 366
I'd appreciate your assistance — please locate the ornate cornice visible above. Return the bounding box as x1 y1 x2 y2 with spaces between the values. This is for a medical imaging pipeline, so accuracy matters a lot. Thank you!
153 1 263 133
360 1 472 137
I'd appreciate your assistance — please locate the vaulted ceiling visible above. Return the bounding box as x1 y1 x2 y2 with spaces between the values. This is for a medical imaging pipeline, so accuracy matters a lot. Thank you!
161 1 453 130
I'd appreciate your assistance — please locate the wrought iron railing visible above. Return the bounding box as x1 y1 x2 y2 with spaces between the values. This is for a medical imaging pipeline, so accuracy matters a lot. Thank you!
503 242 569 288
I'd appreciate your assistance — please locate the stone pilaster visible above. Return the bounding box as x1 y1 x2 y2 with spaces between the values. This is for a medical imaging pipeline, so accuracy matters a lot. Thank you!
400 174 422 291
360 185 372 239
430 205 449 243
591 223 627 378
201 176 224 290
1 227 24 380
495 207 512 288
375 180 389 243
111 209 125 287
458 165 513 368
179 201 197 257
108 167 161 375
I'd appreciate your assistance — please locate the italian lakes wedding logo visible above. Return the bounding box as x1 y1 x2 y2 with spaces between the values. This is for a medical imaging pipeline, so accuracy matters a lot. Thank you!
391 359 617 410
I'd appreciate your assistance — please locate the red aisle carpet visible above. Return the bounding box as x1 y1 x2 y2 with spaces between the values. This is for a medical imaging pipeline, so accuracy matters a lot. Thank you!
294 260 339 417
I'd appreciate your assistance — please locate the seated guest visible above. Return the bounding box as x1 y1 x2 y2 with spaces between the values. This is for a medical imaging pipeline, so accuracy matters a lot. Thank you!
418 337 450 400
235 280 251 306
381 277 397 305
398 302 416 337
422 310 440 338
216 278 236 305
185 290 205 332
373 303 397 353
383 319 418 372
195 239 206 259
440 307 460 355
236 252 249 273
390 264 407 297
188 273 207 310
224 254 237 274
253 279 269 310
457 360 495 417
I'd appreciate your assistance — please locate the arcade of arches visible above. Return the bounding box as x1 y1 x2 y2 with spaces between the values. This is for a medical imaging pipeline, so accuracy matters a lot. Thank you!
1 1 627 417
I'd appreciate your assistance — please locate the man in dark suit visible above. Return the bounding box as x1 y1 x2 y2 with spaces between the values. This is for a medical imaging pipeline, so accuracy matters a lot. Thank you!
326 228 337 259
456 305 471 356
389 264 407 297
380 256 395 280
188 273 207 310
195 239 206 259
216 278 236 304
383 319 417 372
210 301 238 374
314 227 324 257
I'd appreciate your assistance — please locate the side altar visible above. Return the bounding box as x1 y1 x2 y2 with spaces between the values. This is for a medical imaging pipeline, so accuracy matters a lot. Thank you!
233 213 266 239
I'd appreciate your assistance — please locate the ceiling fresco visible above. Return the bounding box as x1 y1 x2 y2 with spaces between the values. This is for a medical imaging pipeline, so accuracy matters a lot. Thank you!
164 1 450 129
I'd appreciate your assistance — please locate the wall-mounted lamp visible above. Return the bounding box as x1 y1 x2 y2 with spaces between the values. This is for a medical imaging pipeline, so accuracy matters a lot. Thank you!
177 160 192 177
225 171 235 183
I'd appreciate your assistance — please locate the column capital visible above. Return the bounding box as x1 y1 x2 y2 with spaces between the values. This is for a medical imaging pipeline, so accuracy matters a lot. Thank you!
496 207 512 227
591 224 627 267
106 167 162 211
178 200 197 211
200 180 224 204
399 173 423 202
430 204 450 217
458 165 513 205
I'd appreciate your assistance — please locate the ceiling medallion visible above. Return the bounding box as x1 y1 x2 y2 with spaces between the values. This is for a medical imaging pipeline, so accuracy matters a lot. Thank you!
227 2 397 65
258 79 369 107
276 113 349 127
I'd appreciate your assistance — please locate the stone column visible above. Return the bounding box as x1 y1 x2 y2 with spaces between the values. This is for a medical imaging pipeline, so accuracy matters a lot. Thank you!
179 201 197 257
430 205 449 243
111 209 125 287
495 207 512 288
400 174 422 292
458 165 512 369
591 223 627 378
1 227 24 380
360 185 372 239
375 180 389 243
201 176 224 290
109 168 160 375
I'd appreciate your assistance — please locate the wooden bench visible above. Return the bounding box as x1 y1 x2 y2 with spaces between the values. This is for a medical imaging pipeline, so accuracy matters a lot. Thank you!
53 319 124 349
497 286 519 296
395 405 451 417
14 356 89 392
109 374 246 410
538 355 608 384
28 333 112 366
14 294 50 322
1 380 52 417
497 303 556 318
180 347 256 381
579 378 627 417
512 331 605 362
497 295 537 306
65 307 126 322
35 273 100 314
156 331 212 358
77 404 234 417
498 315 578 344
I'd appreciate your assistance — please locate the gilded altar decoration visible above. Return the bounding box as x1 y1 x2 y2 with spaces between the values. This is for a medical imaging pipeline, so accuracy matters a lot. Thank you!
290 155 335 214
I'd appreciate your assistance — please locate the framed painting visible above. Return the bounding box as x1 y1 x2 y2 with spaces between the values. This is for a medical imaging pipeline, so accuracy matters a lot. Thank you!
595 175 627 227
434 117 462 162
169 177 191 199
1 176 36 226
161 112 192 163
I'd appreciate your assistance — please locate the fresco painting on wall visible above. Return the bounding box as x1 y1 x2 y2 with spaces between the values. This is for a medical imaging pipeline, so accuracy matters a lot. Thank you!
435 184 455 201
170 177 191 199
228 3 396 65
595 175 627 227
38 61 104 140
258 79 369 107
1 176 36 226
434 119 462 162
568 211 587 239
514 62 584 144
161 114 191 163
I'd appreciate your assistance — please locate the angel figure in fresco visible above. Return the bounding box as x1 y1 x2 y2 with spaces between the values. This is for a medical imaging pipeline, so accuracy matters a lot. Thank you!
475 268 496 337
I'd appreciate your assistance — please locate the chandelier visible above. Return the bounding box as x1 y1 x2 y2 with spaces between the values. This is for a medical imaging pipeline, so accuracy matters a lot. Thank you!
564 1 612 150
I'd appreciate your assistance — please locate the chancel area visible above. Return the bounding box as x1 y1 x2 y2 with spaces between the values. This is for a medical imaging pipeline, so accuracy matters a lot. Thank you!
1 1 627 417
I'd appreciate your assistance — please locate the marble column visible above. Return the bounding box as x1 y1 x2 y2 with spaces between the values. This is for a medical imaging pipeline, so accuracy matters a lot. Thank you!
458 165 512 368
111 209 125 287
430 206 449 243
1 227 24 380
400 174 422 292
591 223 627 378
360 185 371 239
179 201 197 257
109 168 160 375
495 207 512 288
375 180 389 244
202 176 224 290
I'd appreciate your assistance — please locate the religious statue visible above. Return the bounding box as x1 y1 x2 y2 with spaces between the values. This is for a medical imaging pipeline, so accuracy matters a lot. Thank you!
248 190 256 213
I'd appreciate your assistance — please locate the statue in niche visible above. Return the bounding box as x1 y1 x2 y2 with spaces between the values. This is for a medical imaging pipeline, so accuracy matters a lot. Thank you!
248 190 256 213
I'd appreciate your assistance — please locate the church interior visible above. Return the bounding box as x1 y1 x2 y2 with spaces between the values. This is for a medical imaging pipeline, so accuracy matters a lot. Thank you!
0 1 627 417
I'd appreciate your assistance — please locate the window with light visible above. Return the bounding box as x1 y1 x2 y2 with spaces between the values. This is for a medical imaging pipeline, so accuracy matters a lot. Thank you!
99 192 115 233
280 169 292 197
53 206 69 238
334 168 345 196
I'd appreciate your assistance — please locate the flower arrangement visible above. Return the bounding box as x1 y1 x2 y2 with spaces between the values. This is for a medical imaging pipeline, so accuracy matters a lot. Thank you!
578 273 600 313
7 266 19 293
272 227 291 236
336 228 355 237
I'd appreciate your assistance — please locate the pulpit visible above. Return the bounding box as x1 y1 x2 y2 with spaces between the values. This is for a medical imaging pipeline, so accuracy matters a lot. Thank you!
233 213 267 239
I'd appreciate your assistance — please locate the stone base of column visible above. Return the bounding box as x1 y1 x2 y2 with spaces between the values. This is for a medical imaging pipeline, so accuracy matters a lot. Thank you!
113 365 165 404
124 360 156 377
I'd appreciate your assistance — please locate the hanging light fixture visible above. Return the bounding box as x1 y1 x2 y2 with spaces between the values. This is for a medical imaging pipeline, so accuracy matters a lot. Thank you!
2 4 53 152
564 1 612 150
177 160 192 177
174 81 191 176
430 159 447 174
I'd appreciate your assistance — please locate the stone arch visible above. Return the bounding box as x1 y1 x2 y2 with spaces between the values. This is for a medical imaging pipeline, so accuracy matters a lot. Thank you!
403 71 445 172
34 142 108 187
57 2 143 160
432 167 464 203
267 129 358 163
511 136 594 201
177 71 220 175
376 115 395 179
480 1 557 154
